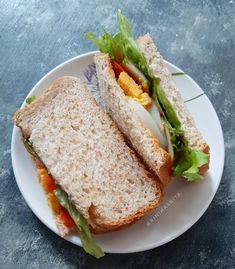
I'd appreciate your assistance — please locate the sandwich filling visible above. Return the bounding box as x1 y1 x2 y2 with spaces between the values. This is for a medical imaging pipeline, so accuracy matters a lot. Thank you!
85 10 209 181
22 137 104 258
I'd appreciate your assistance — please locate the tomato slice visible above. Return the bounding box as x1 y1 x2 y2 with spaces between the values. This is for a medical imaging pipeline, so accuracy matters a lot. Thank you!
58 208 75 228
111 60 124 78
37 168 75 229
42 175 56 192
38 168 56 192
48 192 62 214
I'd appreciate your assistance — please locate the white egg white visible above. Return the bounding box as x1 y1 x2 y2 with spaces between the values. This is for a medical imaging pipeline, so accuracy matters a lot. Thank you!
148 102 163 131
128 98 168 150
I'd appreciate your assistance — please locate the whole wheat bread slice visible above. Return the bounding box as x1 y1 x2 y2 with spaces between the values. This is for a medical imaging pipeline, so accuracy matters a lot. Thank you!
136 34 209 173
14 76 163 234
95 54 172 185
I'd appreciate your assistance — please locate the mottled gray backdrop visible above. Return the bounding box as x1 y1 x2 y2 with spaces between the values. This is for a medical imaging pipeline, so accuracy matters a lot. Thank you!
0 0 234 268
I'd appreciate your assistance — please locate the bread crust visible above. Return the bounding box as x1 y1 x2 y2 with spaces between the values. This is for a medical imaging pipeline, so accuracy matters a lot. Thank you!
91 178 163 233
15 77 75 137
14 76 163 235
92 182 163 233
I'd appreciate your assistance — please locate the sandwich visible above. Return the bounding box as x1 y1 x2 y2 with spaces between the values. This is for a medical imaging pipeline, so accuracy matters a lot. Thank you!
85 10 210 185
14 76 163 258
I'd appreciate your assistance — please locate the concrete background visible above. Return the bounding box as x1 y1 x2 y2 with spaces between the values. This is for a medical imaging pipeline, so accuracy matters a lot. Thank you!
0 0 234 268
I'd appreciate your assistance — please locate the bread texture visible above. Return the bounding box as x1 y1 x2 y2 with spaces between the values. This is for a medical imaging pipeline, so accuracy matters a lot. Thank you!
14 76 163 234
136 34 209 173
95 54 172 185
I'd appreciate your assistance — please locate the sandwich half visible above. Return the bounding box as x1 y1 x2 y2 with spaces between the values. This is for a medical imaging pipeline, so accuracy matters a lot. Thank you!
14 76 162 257
85 10 210 184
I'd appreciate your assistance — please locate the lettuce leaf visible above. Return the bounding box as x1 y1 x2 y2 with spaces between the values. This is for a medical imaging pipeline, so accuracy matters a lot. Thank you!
85 10 154 82
152 85 209 181
174 147 209 181
116 11 154 79
25 95 36 104
171 72 185 76
116 10 131 37
54 187 104 258
85 31 116 59
153 82 181 129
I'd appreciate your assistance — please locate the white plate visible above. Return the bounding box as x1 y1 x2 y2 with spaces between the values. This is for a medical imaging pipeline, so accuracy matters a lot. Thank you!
11 51 224 254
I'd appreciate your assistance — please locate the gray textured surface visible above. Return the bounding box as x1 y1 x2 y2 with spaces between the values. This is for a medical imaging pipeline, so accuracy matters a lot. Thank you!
0 0 234 268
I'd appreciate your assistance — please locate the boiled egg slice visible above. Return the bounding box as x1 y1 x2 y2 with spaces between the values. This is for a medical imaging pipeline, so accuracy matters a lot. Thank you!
128 98 168 149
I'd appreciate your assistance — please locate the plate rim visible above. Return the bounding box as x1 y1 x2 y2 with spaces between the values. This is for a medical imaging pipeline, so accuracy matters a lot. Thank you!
11 51 225 253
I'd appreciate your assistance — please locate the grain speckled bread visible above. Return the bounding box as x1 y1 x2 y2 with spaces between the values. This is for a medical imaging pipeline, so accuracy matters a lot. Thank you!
136 34 209 173
14 76 163 235
95 54 172 185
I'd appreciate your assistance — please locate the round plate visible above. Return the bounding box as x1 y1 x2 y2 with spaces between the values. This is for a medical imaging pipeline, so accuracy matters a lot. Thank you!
11 51 224 253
